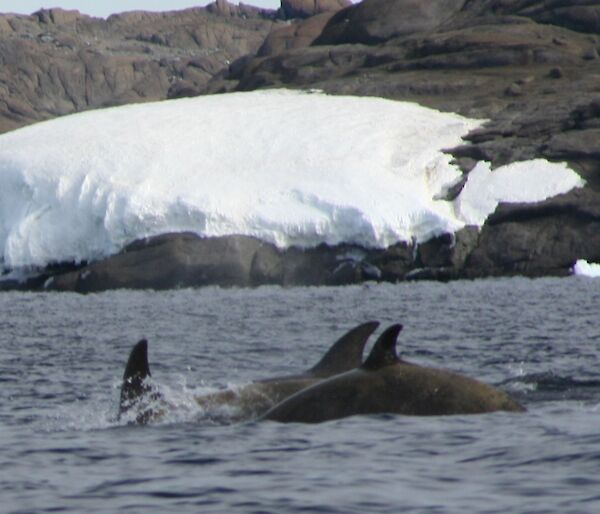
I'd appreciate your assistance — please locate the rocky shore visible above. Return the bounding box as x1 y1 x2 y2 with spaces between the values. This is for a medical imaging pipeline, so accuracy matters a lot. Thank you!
1 0 599 291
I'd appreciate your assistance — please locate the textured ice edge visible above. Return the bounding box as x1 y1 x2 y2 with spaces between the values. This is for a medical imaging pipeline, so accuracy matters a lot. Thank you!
0 89 585 271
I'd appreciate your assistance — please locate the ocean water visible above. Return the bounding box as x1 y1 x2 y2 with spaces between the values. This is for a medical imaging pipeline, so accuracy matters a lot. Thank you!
1 277 600 513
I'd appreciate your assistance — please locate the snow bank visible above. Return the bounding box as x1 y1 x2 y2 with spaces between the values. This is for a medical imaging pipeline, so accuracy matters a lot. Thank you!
0 89 585 272
572 260 600 278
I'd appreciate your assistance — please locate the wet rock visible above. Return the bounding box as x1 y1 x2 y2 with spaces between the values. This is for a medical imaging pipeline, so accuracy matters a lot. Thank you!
39 234 399 292
417 228 480 271
46 233 269 292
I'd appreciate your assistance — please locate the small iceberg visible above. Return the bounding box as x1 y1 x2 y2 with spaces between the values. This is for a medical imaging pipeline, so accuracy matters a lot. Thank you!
572 260 600 278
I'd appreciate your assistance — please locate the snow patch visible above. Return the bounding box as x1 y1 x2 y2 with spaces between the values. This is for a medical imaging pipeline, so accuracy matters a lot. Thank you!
0 89 585 273
455 160 583 226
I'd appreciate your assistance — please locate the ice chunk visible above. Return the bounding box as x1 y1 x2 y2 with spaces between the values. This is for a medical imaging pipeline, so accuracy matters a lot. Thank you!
572 260 600 278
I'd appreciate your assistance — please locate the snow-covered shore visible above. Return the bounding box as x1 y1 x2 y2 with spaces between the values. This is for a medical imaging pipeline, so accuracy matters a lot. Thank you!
0 89 584 274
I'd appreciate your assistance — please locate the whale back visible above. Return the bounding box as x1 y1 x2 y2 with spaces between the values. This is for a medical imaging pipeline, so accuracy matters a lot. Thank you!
118 321 380 423
258 320 379 383
308 320 380 377
195 321 380 419
263 324 526 423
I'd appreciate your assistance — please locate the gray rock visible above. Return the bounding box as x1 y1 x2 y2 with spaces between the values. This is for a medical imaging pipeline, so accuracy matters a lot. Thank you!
44 233 283 292
464 188 600 277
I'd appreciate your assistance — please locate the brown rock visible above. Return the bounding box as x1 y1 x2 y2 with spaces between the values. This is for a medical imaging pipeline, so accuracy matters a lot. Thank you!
34 8 83 25
281 0 351 20
258 13 336 56
0 5 275 134
316 0 467 45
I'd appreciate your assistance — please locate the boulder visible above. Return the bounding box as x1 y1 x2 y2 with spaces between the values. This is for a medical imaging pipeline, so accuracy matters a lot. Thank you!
315 0 467 45
258 13 336 56
281 0 351 20
464 188 600 277
45 233 279 292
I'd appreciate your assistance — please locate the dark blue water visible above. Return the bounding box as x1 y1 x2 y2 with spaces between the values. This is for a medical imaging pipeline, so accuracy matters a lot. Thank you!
2 277 600 513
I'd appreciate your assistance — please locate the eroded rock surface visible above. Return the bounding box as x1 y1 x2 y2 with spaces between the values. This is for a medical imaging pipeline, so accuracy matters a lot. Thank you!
0 2 276 133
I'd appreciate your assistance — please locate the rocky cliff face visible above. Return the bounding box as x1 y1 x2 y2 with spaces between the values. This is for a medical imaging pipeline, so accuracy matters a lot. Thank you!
0 3 276 134
1 0 599 290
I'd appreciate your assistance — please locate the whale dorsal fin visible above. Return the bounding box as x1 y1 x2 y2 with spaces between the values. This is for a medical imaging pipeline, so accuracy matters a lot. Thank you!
119 339 152 414
361 324 403 371
308 321 380 377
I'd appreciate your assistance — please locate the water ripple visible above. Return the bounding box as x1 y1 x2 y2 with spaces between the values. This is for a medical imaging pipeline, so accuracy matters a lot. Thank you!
1 278 600 513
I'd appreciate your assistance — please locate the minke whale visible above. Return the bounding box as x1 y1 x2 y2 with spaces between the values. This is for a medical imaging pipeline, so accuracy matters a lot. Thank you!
262 324 525 423
119 321 380 423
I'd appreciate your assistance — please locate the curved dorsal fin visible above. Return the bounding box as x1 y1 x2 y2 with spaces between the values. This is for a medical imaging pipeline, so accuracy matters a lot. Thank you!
309 321 379 377
119 339 151 413
361 324 403 371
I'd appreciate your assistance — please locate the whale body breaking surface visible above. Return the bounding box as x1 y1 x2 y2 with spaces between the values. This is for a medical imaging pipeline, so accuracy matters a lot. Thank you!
0 89 584 274
118 322 525 425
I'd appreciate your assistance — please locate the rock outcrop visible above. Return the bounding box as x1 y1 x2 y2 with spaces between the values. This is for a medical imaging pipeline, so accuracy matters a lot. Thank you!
257 12 336 56
203 0 600 281
0 2 276 133
280 0 351 20
315 0 466 45
39 233 388 293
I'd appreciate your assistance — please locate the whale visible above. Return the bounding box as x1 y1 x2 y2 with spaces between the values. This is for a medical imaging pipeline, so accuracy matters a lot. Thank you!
263 324 526 423
119 338 159 423
118 321 380 423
